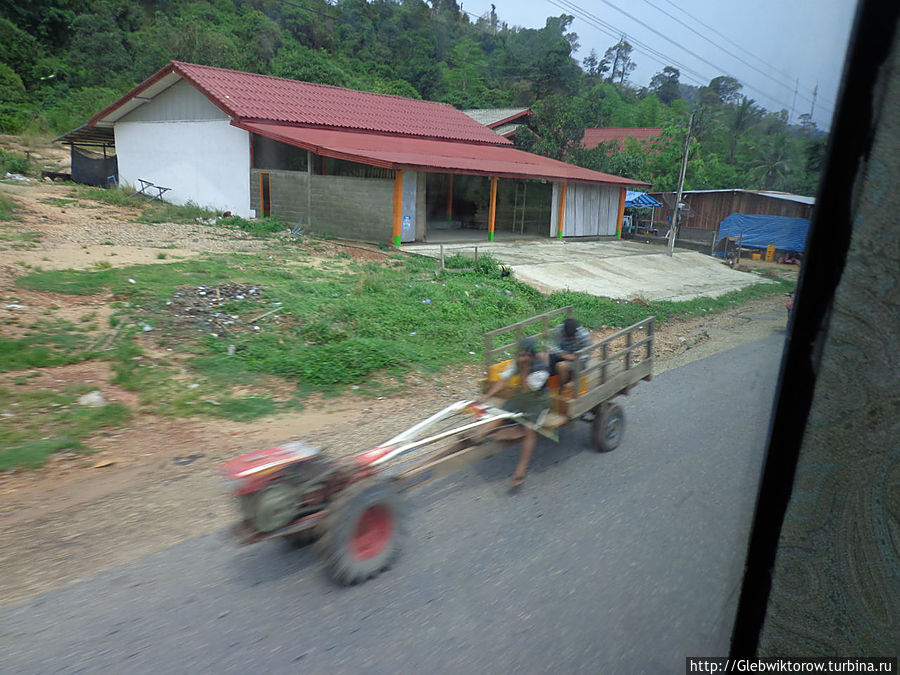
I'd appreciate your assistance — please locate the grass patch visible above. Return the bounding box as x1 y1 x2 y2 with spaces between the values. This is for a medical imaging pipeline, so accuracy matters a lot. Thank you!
68 185 135 207
218 215 288 237
13 249 791 409
0 225 40 246
139 201 217 224
0 386 131 471
0 149 30 176
0 319 94 372
0 192 20 221
39 197 77 207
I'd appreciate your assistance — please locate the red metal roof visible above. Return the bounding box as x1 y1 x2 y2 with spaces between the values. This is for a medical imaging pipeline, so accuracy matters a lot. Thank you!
91 61 510 146
239 122 649 187
582 127 663 150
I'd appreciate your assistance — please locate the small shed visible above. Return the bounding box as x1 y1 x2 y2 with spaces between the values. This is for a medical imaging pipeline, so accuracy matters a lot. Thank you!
648 189 815 251
53 125 118 187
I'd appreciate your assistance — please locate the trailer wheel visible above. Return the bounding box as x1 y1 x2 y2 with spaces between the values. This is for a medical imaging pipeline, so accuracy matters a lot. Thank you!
592 402 625 452
318 479 405 585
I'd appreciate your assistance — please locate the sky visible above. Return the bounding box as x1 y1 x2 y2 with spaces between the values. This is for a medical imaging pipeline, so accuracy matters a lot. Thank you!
462 0 859 130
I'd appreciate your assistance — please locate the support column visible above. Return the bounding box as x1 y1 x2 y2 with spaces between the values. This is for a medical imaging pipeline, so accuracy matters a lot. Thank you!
307 150 313 229
392 170 403 246
557 182 568 239
447 174 454 221
488 176 498 242
616 187 626 238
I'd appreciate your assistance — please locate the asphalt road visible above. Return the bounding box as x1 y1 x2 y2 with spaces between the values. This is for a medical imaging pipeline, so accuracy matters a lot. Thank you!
0 334 786 674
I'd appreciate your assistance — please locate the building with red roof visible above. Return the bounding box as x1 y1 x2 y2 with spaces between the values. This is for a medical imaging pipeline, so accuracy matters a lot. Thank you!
582 127 663 153
76 62 649 244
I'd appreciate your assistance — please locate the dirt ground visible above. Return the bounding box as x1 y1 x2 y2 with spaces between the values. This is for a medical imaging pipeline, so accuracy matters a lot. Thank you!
0 166 799 609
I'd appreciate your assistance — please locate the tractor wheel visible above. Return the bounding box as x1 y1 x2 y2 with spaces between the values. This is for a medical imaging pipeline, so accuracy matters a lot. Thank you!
253 482 300 533
317 478 405 585
592 402 625 453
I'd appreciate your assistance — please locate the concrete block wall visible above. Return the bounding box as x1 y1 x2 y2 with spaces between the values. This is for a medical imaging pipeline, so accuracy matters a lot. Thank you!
249 170 394 242
250 169 309 225
310 175 394 242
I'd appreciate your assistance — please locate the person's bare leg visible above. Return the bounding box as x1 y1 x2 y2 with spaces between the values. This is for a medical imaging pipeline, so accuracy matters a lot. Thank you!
510 428 536 487
557 360 571 387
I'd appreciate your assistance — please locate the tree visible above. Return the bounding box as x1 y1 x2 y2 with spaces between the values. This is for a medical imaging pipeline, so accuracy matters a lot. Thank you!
582 49 608 79
649 66 680 104
707 75 742 104
603 37 636 86
527 93 590 160
727 97 762 163
749 132 795 189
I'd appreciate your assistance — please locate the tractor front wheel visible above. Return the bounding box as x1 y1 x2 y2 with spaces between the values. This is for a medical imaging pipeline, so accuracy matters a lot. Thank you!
317 478 405 585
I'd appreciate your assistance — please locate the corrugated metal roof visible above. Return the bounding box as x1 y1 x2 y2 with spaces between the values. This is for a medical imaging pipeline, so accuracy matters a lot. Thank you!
493 123 525 137
582 127 663 149
647 188 815 205
752 191 816 205
54 124 116 147
91 61 510 146
462 108 531 127
239 122 649 187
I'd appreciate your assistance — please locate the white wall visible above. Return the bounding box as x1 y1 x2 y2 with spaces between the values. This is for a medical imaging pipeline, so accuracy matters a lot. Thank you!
115 120 251 217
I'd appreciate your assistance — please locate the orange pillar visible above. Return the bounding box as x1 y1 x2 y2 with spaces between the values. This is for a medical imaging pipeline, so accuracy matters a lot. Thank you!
488 176 498 242
616 187 626 238
447 174 454 220
557 182 568 238
392 170 403 246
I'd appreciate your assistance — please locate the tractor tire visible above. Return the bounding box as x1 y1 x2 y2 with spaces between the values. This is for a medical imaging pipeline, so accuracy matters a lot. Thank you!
591 402 625 453
253 482 300 533
317 478 405 585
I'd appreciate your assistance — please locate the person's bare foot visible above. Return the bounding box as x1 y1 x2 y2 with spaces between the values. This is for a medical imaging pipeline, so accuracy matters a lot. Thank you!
508 472 526 489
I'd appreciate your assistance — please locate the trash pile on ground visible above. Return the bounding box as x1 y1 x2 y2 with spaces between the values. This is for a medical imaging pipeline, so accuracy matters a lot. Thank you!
160 283 278 336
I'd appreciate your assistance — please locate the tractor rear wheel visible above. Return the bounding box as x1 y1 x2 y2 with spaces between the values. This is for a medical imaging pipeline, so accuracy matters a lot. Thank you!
317 478 405 585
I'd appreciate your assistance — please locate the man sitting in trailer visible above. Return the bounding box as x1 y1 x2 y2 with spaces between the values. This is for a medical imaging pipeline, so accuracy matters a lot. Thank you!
549 318 590 389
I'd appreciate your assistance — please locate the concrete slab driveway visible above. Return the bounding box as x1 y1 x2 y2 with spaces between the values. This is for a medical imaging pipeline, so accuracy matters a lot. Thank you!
404 239 770 301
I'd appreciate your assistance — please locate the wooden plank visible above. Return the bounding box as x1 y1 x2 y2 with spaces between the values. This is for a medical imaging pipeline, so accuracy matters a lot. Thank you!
568 360 653 418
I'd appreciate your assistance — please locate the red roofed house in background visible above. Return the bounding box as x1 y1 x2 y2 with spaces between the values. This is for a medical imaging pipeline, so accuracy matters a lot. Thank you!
582 127 663 153
79 62 648 244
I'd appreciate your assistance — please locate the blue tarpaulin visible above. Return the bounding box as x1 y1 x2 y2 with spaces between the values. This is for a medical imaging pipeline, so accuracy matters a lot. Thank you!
716 213 810 253
625 191 662 208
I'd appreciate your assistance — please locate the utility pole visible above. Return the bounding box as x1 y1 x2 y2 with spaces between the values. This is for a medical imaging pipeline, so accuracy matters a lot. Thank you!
667 111 693 257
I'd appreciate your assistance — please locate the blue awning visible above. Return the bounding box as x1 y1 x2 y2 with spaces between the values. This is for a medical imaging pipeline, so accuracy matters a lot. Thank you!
625 191 662 208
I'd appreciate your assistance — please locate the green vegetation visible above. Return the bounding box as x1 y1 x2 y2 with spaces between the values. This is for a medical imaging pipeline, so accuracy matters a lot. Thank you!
1 1 824 195
68 185 135 207
219 215 289 237
0 319 94 372
16 250 790 389
3 244 790 469
139 200 216 224
0 385 131 470
0 148 30 175
0 192 17 221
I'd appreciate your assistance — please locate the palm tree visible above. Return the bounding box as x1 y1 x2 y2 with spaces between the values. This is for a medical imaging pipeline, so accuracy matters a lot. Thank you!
728 97 762 164
749 133 794 189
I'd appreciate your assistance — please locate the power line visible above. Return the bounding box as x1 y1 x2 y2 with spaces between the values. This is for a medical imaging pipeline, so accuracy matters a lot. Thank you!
654 0 834 111
559 0 803 113
549 0 715 88
634 0 822 111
